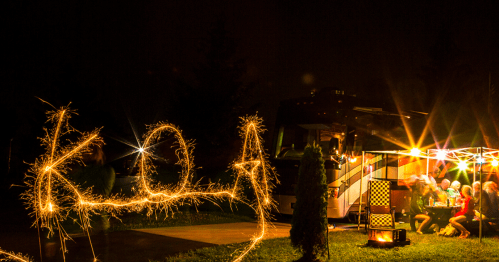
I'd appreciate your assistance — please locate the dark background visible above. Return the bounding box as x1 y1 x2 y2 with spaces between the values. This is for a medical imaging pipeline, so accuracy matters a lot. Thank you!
2 0 499 203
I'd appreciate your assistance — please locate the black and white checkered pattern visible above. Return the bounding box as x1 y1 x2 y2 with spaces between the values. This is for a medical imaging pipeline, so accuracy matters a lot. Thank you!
368 180 393 228
370 214 393 227
370 180 390 206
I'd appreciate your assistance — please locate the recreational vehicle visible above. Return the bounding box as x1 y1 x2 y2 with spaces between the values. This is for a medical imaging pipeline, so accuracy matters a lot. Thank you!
271 88 427 220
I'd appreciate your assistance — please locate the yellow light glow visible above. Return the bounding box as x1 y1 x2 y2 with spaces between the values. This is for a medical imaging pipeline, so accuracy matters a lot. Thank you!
458 161 468 170
377 235 393 242
436 150 446 161
492 159 499 167
21 106 275 262
350 157 357 163
410 148 421 156
0 248 30 262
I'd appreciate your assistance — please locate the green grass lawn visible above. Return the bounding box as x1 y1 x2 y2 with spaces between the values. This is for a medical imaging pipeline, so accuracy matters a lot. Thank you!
162 223 499 262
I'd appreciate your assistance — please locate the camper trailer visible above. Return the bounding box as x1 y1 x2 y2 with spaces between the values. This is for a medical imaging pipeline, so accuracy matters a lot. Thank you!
271 89 427 219
274 148 435 220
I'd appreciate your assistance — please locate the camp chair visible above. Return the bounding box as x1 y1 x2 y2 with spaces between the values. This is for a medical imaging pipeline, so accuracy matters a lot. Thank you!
366 180 395 230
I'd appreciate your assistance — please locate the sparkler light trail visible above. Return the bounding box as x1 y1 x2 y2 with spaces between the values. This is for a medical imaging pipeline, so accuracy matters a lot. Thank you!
20 106 276 262
231 116 277 262
0 248 31 262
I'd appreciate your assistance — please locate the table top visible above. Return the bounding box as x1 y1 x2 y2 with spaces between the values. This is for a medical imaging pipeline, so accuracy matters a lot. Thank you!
425 205 461 209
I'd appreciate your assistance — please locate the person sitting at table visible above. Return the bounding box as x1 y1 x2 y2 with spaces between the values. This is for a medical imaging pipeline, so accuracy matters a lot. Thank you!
451 180 462 204
437 179 458 202
449 185 474 238
473 181 492 220
410 181 432 234
483 181 499 220
451 180 461 193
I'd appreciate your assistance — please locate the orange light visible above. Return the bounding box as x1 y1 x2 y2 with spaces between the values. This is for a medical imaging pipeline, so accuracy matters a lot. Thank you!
410 148 421 156
492 159 499 167
376 232 393 242
23 106 275 262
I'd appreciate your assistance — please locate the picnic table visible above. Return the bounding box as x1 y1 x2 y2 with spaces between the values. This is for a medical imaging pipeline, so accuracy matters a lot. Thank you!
425 205 461 227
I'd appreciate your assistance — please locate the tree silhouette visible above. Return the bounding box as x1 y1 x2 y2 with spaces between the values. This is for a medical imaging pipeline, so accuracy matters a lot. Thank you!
290 143 328 261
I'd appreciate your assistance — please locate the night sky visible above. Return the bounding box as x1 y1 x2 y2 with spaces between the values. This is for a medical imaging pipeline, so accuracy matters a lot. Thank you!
3 0 499 180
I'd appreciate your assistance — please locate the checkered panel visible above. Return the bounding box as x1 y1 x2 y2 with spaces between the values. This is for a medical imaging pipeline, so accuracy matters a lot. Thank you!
370 180 390 206
370 214 393 227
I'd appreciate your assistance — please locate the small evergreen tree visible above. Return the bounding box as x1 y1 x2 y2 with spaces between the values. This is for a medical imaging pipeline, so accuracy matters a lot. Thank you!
290 142 328 261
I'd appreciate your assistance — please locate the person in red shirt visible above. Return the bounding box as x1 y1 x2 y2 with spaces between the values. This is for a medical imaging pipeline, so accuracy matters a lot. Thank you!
449 185 474 238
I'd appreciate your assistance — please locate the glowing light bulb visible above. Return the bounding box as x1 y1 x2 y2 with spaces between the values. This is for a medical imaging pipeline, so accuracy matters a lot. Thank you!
436 150 446 161
458 161 468 170
477 157 485 164
138 147 144 153
492 159 499 167
350 157 357 163
410 148 421 156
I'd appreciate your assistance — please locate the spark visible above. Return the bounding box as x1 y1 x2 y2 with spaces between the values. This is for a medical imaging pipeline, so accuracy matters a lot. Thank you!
22 106 276 262
0 248 31 262
231 116 277 262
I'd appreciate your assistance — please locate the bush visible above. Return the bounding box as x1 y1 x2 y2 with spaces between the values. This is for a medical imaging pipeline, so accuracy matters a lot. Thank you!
290 142 328 261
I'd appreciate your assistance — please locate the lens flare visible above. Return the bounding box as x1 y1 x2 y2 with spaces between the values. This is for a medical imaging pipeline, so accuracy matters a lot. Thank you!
458 161 468 170
410 148 421 156
436 150 447 161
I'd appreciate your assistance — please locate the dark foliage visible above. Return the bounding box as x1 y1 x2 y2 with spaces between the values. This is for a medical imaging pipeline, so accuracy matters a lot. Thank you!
290 142 328 261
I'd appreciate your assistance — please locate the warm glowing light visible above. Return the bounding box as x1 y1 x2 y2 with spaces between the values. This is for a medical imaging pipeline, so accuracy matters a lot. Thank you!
477 157 485 164
0 248 30 262
231 116 277 261
22 106 275 262
410 148 421 156
492 159 499 167
377 235 393 242
350 157 357 163
458 161 468 170
375 232 393 242
436 150 446 161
